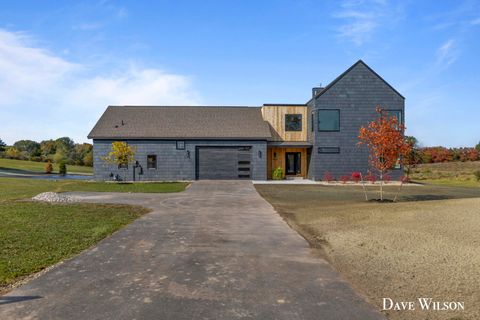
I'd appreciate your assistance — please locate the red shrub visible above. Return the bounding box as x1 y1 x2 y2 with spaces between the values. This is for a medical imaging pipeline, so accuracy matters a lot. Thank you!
382 174 391 183
340 175 350 184
323 171 334 183
365 171 376 184
351 171 361 183
400 175 409 183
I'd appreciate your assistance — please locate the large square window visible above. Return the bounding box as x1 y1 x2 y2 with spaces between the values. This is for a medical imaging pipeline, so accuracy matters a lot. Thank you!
318 110 340 131
285 114 302 131
147 155 157 169
386 110 403 125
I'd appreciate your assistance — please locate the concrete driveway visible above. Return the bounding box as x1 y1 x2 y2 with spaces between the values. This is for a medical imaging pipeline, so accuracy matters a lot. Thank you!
0 181 383 320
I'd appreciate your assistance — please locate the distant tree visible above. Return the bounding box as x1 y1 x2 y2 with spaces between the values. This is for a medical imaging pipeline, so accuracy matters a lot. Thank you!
40 140 57 158
403 136 421 180
55 137 75 163
0 138 6 152
83 151 93 167
5 147 21 159
72 143 93 165
45 161 53 174
13 140 40 159
476 142 480 153
101 142 136 181
58 161 67 175
358 106 411 201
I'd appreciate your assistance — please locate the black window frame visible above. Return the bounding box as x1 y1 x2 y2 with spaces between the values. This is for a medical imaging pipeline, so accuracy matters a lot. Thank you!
284 114 303 132
318 109 340 132
311 112 314 132
118 163 128 170
318 147 340 154
147 154 157 169
176 140 185 150
385 109 403 125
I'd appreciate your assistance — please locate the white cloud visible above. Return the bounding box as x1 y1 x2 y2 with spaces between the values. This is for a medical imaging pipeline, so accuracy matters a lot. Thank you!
333 0 403 45
436 39 458 67
0 29 201 144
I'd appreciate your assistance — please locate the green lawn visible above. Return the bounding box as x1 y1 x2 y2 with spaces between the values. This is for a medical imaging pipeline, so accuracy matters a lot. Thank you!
0 158 93 174
0 177 187 291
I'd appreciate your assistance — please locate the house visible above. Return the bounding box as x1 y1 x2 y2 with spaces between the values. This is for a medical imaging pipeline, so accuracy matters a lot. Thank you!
88 60 405 181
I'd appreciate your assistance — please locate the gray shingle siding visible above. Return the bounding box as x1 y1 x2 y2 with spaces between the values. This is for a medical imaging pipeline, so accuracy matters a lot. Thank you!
312 62 404 180
93 139 267 181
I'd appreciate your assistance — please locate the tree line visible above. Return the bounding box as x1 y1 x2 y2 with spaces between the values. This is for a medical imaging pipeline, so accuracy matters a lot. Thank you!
406 137 480 165
0 137 93 167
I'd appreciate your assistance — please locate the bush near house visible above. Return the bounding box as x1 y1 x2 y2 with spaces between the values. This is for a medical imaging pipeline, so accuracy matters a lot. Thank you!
323 171 334 182
272 167 283 180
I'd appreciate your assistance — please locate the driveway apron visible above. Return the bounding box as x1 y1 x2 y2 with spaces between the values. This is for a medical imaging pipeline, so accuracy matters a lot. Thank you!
0 181 384 319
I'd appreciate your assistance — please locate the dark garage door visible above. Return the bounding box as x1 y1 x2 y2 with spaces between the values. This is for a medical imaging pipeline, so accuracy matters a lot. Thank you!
196 147 252 180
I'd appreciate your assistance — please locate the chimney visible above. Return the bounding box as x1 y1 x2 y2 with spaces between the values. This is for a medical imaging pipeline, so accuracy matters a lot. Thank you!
312 87 324 98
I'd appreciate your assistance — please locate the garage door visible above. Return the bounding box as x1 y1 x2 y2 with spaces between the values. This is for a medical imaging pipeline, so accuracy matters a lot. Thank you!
196 147 252 180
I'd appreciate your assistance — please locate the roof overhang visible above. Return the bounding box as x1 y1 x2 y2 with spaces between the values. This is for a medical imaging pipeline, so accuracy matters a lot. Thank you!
267 141 312 148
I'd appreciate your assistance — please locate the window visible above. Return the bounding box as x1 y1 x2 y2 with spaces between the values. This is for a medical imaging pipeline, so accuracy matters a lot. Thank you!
176 140 185 150
311 112 314 131
147 155 157 169
118 163 128 169
386 110 403 125
318 110 340 131
318 147 340 154
285 114 302 131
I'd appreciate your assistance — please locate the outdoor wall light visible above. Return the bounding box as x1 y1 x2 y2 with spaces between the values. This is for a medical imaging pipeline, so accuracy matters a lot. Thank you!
258 150 262 158
186 150 191 159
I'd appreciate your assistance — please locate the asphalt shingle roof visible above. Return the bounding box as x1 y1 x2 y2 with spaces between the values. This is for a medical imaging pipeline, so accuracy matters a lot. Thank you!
88 106 272 140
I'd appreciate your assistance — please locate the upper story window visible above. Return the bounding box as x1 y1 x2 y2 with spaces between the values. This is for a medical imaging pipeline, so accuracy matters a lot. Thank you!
311 112 314 132
147 155 157 169
285 114 302 131
385 110 403 125
318 109 340 131
176 140 185 150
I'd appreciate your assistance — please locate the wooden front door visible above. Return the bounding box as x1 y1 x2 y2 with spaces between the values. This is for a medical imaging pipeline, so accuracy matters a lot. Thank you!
285 152 301 175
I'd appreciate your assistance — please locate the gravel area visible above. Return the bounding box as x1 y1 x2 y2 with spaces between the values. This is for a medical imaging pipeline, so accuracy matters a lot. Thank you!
32 192 77 203
256 184 480 320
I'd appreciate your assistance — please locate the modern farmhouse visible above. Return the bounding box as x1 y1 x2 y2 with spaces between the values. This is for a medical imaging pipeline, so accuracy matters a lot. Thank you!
88 60 405 181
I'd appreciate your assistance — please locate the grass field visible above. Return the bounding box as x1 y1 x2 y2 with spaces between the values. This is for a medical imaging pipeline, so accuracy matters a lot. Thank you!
410 161 480 187
256 184 480 320
0 158 93 174
0 177 187 292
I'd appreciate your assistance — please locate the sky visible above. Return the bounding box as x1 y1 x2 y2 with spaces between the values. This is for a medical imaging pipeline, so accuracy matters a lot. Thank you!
0 0 479 147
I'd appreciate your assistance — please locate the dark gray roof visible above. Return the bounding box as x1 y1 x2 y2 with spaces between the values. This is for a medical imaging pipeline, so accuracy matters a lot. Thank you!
305 60 405 104
88 106 272 140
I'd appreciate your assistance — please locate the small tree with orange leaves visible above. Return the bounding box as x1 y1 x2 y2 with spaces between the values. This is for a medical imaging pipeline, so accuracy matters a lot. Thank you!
358 106 411 201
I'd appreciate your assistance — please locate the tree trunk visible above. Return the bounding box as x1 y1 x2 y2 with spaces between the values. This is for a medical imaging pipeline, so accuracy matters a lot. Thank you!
379 171 383 201
394 180 404 202
360 172 368 201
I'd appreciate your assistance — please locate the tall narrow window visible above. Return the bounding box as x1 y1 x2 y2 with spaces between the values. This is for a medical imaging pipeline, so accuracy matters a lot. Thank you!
318 109 340 131
285 114 302 131
147 155 157 169
311 112 314 131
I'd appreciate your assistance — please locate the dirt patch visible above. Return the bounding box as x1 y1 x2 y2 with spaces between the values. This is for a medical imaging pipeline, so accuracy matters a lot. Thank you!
256 184 480 320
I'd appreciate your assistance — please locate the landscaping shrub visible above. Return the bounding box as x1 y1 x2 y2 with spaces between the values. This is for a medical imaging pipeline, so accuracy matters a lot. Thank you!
323 171 334 183
58 162 67 175
340 175 350 184
383 174 391 184
365 171 376 184
474 170 480 182
351 171 361 183
272 167 283 180
44 162 53 174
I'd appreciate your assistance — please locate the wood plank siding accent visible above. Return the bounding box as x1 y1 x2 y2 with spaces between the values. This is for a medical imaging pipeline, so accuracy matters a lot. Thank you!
261 105 308 141
267 147 308 179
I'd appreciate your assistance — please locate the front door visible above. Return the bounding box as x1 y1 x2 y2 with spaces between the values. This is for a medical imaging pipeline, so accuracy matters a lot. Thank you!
285 152 301 175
